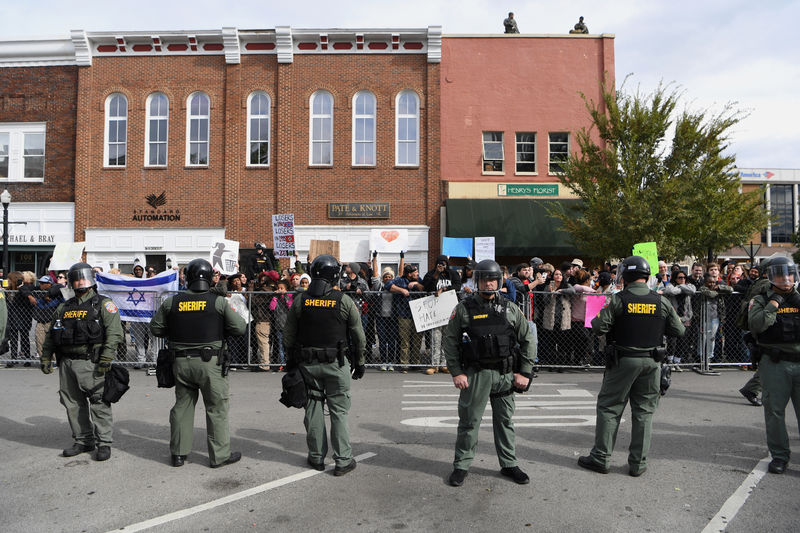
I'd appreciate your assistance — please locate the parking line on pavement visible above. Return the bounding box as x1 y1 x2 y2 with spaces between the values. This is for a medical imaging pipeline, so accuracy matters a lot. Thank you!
108 451 377 533
701 456 770 533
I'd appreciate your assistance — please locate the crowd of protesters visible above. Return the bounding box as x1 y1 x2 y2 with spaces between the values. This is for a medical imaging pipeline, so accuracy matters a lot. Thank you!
0 249 762 374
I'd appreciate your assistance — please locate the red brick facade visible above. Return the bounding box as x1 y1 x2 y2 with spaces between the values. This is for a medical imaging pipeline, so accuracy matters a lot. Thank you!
0 65 78 202
73 44 441 261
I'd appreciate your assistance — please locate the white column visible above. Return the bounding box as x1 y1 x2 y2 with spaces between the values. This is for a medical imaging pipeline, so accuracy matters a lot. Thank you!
765 184 772 247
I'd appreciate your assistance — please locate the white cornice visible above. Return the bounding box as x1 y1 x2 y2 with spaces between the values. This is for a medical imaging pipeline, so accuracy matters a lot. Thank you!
275 26 293 64
221 27 240 64
427 26 441 63
70 29 91 66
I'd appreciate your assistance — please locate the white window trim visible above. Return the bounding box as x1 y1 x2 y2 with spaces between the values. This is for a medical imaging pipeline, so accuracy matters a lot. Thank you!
246 91 271 167
0 122 46 183
548 131 570 175
395 90 420 167
185 92 210 167
309 90 333 167
104 93 127 168
352 90 376 167
481 131 504 175
514 131 537 175
144 92 169 167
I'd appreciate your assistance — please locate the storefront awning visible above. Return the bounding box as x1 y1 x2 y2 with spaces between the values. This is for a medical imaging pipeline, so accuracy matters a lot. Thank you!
445 198 581 257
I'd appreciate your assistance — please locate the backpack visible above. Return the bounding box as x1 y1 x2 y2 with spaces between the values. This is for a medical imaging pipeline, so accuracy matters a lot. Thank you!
279 367 307 408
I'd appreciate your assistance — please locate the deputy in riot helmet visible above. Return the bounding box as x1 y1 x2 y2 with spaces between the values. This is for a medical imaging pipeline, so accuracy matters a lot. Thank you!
747 255 800 474
578 255 684 477
40 262 124 461
150 258 247 468
442 259 536 487
283 254 366 476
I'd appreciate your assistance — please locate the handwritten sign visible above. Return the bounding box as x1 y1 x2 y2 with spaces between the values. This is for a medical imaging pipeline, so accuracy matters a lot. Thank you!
409 290 459 333
272 213 295 258
48 242 85 270
474 237 495 262
632 242 659 276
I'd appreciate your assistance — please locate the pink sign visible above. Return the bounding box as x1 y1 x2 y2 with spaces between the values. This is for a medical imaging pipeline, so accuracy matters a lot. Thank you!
584 294 608 328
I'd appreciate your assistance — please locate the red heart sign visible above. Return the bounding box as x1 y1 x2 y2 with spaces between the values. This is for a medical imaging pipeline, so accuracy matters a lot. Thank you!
381 230 399 242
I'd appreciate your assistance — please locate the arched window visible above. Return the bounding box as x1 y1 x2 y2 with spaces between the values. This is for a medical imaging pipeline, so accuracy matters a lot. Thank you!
145 92 169 166
186 92 210 166
105 93 127 167
352 91 376 166
247 91 270 166
395 90 419 166
309 90 333 166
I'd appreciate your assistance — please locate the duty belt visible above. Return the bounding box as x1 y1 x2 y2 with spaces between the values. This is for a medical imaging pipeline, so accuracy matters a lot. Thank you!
173 348 222 361
617 351 652 358
59 353 93 360
761 347 800 363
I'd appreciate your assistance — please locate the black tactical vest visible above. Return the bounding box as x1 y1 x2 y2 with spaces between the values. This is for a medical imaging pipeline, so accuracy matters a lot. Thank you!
297 290 347 349
167 292 223 343
758 291 800 344
51 294 106 346
613 289 666 347
460 297 516 363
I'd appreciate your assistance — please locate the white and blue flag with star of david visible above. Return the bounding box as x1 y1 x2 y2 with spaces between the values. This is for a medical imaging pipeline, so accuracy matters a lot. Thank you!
95 270 179 323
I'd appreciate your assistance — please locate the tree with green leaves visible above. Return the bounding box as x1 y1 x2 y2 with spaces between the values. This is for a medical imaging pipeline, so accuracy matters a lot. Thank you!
550 81 768 263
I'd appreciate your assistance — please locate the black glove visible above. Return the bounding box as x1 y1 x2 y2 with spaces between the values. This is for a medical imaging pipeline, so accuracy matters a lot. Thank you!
95 361 112 375
399 251 405 258
767 291 785 307
351 365 366 380
372 250 378 258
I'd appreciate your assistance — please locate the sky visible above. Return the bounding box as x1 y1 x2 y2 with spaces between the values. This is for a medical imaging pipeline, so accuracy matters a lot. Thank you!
2 0 798 169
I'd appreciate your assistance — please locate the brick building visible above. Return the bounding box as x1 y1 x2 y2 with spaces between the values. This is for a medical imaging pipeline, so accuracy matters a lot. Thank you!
440 32 615 265
0 34 81 273
2 27 442 274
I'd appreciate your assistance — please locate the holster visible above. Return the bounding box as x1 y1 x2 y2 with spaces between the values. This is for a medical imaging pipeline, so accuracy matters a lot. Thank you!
156 348 176 388
604 343 618 369
216 347 230 377
651 346 667 363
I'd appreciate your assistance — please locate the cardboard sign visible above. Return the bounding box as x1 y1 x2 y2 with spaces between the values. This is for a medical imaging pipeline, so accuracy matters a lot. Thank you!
369 228 408 253
632 242 659 275
584 294 607 328
272 213 295 258
409 290 459 333
474 237 495 262
209 239 240 275
309 240 340 261
48 242 85 270
442 237 472 258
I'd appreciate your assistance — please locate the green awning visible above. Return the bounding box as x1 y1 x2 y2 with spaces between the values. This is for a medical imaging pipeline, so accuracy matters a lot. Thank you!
445 198 581 256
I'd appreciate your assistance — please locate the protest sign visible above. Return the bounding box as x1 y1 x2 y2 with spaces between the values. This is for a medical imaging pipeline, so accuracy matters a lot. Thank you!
48 242 85 270
442 237 472 258
474 237 495 262
272 213 295 258
409 290 459 333
584 294 608 328
310 239 340 260
369 228 408 253
632 242 659 275
209 239 240 275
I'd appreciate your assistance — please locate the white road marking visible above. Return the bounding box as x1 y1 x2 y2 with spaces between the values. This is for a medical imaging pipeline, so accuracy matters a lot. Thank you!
403 390 592 399
701 456 770 533
108 452 377 533
402 381 577 386
401 415 597 428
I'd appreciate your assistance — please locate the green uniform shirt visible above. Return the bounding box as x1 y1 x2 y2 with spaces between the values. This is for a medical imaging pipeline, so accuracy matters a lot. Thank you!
149 290 247 349
282 289 366 366
748 287 800 355
41 288 124 362
590 282 685 350
442 293 536 377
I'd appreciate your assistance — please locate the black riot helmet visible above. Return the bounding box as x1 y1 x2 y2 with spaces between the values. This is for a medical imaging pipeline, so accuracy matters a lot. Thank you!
474 259 503 296
255 242 267 253
310 255 342 283
766 256 798 291
618 256 651 284
185 258 214 291
308 255 341 297
67 262 96 293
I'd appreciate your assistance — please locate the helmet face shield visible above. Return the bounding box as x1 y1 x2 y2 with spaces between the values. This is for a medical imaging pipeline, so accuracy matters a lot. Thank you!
67 265 95 290
768 262 798 291
473 260 502 295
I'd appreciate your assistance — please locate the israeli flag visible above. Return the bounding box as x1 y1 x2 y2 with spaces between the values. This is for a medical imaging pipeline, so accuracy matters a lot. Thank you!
96 270 179 323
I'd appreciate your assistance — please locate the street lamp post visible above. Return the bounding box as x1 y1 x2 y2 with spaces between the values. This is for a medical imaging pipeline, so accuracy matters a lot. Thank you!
1 189 10 278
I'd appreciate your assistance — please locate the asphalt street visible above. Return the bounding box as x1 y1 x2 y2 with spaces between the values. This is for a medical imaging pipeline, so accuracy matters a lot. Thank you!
1 366 798 533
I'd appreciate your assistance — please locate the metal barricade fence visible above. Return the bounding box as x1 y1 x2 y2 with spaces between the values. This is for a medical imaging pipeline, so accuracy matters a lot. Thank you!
0 288 758 372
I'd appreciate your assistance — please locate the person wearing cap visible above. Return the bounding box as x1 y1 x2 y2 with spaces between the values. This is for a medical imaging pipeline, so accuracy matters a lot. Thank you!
461 259 477 294
387 261 425 373
443 259 536 487
578 256 684 477
422 255 462 374
246 243 275 281
40 262 124 462
33 275 64 362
